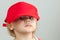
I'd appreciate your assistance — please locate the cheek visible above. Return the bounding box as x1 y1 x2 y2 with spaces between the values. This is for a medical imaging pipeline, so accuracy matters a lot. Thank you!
12 22 25 33
32 21 37 29
13 20 24 27
12 21 25 30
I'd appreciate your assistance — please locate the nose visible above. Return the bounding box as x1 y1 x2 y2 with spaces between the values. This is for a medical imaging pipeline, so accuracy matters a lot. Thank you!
24 18 31 23
26 18 31 22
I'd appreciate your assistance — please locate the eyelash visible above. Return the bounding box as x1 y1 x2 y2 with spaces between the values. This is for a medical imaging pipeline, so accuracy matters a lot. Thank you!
19 16 34 20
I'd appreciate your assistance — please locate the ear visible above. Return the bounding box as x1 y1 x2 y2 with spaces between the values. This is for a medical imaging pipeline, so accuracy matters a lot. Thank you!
7 23 14 30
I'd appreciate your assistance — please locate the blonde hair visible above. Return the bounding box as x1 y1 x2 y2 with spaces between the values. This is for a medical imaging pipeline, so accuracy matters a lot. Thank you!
6 23 15 37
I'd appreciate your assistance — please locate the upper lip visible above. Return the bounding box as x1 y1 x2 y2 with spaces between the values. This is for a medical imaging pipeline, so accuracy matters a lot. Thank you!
25 24 32 27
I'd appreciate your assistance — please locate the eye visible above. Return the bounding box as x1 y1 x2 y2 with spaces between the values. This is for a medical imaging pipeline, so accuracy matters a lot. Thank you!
19 17 25 20
19 16 35 20
29 16 34 20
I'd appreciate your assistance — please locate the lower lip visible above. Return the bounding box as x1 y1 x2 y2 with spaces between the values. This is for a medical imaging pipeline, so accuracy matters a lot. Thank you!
25 25 32 27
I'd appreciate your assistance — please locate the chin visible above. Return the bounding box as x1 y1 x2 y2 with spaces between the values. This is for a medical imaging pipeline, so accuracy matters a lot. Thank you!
24 29 36 33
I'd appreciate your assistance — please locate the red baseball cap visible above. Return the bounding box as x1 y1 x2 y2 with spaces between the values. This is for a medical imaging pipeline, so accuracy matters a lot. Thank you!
3 2 40 27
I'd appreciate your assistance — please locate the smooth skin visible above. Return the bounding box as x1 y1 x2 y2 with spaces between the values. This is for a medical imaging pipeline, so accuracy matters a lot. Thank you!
8 16 38 40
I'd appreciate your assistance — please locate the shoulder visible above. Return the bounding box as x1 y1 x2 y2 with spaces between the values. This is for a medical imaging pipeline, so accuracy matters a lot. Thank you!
34 35 41 40
38 37 41 40
38 37 42 40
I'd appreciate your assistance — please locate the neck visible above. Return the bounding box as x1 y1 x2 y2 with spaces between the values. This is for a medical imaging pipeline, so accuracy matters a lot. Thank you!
14 32 35 40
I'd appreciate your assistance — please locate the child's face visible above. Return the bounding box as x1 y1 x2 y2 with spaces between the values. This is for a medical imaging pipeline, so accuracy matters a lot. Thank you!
10 16 38 33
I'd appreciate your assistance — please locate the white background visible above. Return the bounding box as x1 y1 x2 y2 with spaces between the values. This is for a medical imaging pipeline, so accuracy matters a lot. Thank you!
0 0 60 40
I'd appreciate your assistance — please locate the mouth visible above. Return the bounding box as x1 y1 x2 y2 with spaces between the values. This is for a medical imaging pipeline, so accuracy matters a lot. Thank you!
25 25 32 27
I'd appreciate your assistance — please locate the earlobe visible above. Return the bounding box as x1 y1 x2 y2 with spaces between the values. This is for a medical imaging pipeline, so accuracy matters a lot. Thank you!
10 23 14 30
10 27 14 30
7 23 14 30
